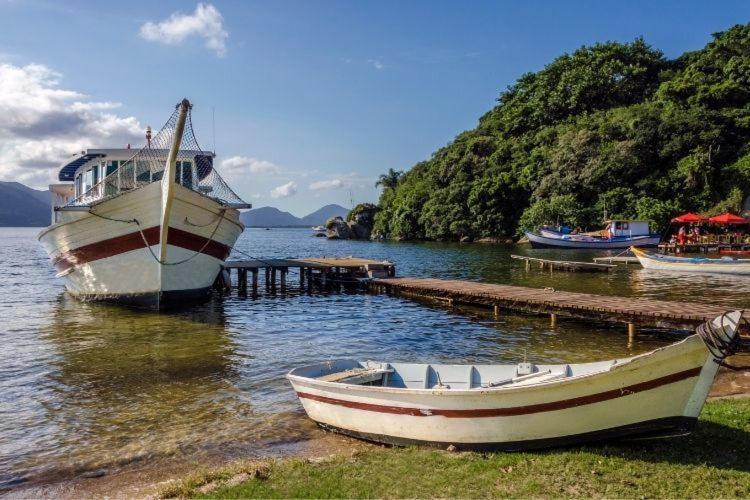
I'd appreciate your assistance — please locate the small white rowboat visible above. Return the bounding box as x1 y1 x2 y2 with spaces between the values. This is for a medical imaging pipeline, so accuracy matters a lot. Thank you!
632 246 750 275
288 312 742 450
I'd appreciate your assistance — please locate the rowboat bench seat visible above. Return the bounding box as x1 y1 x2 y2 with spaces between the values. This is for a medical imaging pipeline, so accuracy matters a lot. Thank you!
318 367 394 385
486 368 569 388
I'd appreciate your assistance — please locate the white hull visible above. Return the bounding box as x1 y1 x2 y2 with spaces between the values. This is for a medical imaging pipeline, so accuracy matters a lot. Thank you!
38 181 244 306
632 247 750 275
288 314 738 450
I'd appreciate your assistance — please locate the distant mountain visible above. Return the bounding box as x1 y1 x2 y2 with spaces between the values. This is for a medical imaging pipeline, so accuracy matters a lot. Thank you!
240 206 302 227
299 204 349 226
240 204 350 227
0 181 50 227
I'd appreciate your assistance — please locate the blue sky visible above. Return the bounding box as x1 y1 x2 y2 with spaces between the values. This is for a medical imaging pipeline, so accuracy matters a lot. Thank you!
1 1 748 216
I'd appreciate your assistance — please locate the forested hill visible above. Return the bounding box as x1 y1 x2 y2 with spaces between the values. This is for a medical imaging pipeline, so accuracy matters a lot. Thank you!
373 24 750 241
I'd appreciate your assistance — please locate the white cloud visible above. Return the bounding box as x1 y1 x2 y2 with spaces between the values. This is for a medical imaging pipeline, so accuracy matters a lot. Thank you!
367 59 384 70
220 156 281 177
309 179 344 191
0 62 142 187
270 181 297 199
140 3 228 57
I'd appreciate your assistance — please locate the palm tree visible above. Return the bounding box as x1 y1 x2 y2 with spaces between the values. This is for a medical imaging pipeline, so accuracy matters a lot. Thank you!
375 168 403 190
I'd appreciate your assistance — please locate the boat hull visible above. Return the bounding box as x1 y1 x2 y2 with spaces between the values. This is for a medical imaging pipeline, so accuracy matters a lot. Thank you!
38 181 244 308
632 247 750 275
288 330 727 450
526 231 661 249
316 416 696 451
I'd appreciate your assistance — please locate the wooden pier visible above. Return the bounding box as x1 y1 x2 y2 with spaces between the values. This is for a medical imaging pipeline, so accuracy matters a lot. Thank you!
511 254 615 273
370 277 748 333
224 257 395 295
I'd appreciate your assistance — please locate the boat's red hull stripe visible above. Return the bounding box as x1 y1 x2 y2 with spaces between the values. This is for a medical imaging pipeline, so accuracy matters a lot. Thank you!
52 226 231 271
296 366 702 418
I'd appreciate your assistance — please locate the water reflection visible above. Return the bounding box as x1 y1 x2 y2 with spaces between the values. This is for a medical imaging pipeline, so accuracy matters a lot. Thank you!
628 268 750 307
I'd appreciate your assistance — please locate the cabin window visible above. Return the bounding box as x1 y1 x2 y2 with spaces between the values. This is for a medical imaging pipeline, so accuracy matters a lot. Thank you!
106 161 119 176
92 165 99 186
80 168 94 194
622 222 629 230
181 161 193 188
173 161 194 188
136 160 151 183
75 175 82 197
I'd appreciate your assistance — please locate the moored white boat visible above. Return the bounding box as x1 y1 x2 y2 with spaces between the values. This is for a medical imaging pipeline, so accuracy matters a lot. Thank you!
287 312 741 450
38 99 251 308
632 246 750 275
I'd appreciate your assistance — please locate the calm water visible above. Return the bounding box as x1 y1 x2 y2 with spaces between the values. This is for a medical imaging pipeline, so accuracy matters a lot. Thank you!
2 227 750 489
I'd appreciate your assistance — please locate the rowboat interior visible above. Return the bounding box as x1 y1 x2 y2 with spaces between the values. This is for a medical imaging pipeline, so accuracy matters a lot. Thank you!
294 356 665 391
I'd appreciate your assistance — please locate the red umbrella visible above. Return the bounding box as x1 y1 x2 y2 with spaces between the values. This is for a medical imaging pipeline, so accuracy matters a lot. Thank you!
671 212 707 223
708 212 748 224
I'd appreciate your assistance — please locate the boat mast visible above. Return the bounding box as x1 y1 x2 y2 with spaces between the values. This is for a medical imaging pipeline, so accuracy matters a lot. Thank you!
159 98 190 264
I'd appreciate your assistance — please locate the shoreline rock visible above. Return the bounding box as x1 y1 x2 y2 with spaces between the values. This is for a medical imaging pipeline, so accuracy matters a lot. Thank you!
326 205 378 240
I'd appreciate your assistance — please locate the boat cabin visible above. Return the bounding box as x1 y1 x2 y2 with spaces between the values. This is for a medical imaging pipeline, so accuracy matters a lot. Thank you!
49 148 215 223
605 220 651 237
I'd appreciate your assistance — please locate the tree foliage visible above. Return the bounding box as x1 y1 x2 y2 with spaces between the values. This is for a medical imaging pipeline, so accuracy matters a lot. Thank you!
374 24 750 239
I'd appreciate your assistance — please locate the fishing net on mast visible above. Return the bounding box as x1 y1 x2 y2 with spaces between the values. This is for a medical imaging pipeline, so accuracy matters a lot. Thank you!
66 101 249 208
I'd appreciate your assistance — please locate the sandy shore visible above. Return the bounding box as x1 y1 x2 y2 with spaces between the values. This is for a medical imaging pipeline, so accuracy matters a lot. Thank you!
6 354 748 499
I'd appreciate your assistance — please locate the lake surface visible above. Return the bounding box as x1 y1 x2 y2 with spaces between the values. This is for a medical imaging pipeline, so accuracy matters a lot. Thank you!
2 226 749 490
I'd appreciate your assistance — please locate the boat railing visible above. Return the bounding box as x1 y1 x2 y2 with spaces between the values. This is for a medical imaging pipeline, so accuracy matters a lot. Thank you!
61 102 250 211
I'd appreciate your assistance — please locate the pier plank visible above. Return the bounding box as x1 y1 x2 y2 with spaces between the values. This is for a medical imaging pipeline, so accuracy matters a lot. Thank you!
372 277 746 330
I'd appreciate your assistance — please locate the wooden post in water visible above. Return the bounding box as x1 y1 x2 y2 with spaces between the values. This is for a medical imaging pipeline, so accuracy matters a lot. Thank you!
299 266 305 290
280 267 287 292
264 267 271 290
320 270 328 288
251 269 258 297
494 304 500 318
550 313 558 328
270 267 277 292
238 268 247 295
306 268 313 293
628 322 636 347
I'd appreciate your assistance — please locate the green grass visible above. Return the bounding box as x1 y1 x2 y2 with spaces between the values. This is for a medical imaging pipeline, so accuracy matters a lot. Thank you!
166 398 750 498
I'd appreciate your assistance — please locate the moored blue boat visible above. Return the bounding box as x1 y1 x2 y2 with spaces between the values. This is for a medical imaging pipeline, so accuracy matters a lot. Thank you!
526 220 661 249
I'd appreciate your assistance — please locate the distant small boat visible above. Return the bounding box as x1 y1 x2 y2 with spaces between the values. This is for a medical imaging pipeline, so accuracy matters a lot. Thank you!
312 225 326 232
287 312 740 451
527 220 660 249
632 247 750 275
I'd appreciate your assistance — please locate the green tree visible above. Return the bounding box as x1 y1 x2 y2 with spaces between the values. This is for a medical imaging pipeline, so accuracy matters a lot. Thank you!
375 168 403 190
373 24 750 241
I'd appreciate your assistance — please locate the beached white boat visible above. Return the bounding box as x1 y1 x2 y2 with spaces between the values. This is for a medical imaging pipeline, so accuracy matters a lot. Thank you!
38 99 251 308
632 247 750 275
288 312 741 450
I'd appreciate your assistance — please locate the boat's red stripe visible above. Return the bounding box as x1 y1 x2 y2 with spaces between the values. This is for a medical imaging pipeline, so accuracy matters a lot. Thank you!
296 366 703 418
52 226 231 271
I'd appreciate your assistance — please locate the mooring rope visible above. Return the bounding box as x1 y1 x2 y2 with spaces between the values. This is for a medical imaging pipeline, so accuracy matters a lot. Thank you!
88 207 226 266
696 311 744 367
